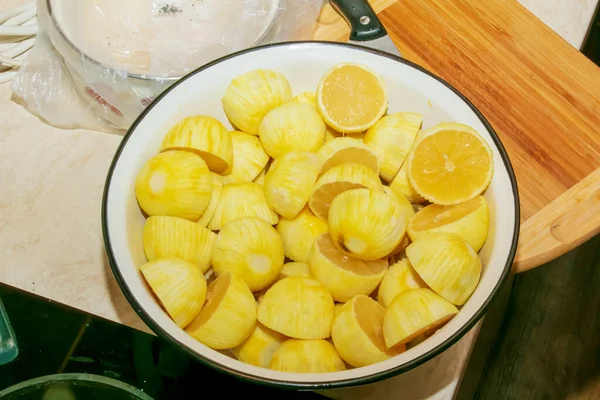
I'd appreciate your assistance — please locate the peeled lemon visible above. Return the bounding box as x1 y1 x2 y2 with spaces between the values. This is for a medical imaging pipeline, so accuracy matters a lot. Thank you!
407 196 489 252
135 150 212 221
309 234 388 302
309 162 383 220
293 91 317 107
140 258 207 328
222 131 270 184
384 186 415 256
364 112 422 181
317 62 387 133
160 115 233 174
328 188 414 260
186 272 256 349
277 207 328 263
263 151 321 219
212 217 284 292
207 182 278 230
406 233 481 305
259 102 326 158
143 216 215 273
332 295 404 367
383 288 458 349
334 303 345 318
389 161 426 204
197 173 223 228
270 339 345 373
233 323 287 368
222 69 292 134
406 122 494 205
278 262 310 280
377 259 426 308
317 137 380 177
257 276 334 339
253 165 268 185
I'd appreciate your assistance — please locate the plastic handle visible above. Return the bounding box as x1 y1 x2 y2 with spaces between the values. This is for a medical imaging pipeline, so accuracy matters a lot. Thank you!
0 298 18 365
329 0 387 41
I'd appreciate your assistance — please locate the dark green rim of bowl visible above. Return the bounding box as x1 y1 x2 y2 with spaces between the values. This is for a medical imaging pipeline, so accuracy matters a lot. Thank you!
101 41 520 390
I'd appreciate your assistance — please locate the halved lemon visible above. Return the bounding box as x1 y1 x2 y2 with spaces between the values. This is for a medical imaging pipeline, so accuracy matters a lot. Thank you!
406 232 481 305
308 162 383 220
278 262 310 281
222 131 269 184
308 233 388 302
276 206 328 263
383 288 458 349
408 196 489 251
186 272 256 349
233 323 287 368
332 295 405 367
317 137 380 177
270 339 346 373
316 63 387 133
406 123 494 205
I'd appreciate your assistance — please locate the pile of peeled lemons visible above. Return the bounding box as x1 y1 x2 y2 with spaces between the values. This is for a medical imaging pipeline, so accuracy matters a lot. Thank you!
134 62 495 373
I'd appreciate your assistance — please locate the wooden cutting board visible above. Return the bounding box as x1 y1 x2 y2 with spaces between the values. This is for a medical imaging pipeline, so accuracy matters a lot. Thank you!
314 0 600 271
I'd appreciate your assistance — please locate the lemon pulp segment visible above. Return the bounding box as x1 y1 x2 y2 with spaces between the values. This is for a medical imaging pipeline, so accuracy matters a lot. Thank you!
140 258 207 328
160 115 233 174
135 150 212 221
212 217 284 291
309 234 388 302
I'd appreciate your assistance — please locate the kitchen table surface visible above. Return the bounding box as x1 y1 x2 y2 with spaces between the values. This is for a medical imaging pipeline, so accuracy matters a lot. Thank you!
1 0 599 399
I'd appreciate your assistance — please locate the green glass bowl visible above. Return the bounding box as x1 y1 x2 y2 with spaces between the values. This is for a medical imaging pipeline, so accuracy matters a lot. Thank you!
0 374 154 400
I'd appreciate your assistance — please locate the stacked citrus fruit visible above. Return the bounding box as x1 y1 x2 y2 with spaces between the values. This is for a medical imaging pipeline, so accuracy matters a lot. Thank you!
134 63 494 373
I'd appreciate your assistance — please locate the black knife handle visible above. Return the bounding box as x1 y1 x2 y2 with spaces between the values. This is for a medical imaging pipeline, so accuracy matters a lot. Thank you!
329 0 387 42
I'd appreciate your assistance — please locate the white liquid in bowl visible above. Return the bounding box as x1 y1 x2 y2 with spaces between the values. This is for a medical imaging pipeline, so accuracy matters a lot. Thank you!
51 0 279 76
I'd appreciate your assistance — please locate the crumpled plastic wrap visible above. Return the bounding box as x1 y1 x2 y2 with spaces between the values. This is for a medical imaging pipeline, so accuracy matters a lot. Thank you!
12 0 323 133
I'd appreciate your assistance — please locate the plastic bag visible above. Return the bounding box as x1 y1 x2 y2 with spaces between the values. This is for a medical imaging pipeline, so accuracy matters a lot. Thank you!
12 0 323 133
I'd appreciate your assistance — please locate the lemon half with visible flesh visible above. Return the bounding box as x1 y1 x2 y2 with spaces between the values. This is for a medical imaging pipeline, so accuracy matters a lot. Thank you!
406 232 481 305
383 288 458 349
316 63 387 133
332 295 405 367
309 162 383 220
257 276 334 339
317 137 380 177
407 123 494 205
408 196 489 252
270 339 346 373
377 258 427 308
309 234 388 302
140 258 207 328
135 150 212 221
277 207 328 263
143 216 215 273
160 115 233 174
186 272 256 349
328 188 413 260
212 217 284 292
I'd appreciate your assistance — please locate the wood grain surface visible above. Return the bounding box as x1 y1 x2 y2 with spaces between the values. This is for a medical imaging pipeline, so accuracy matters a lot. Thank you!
314 0 600 223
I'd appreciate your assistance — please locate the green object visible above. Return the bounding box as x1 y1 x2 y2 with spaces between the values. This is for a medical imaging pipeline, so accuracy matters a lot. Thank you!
0 297 18 365
0 374 154 400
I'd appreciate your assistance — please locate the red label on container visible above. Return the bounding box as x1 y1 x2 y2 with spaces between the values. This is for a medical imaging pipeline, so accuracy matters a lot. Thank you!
85 87 123 116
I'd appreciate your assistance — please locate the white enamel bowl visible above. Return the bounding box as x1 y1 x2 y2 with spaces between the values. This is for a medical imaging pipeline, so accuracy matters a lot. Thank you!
102 42 520 389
